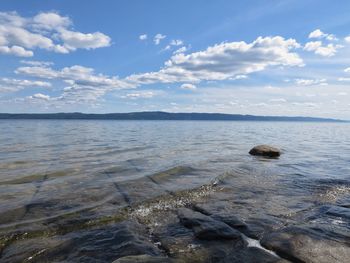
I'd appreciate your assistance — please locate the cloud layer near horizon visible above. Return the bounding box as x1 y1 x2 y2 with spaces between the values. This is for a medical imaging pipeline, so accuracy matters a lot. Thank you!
10 36 304 104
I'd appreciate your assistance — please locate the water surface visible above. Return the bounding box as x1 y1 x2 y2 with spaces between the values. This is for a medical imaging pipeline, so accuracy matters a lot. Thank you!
0 120 349 262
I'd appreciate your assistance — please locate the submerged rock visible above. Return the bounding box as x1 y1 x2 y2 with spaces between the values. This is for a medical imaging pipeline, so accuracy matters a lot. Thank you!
261 226 350 263
0 221 163 263
178 208 242 240
249 145 281 158
112 254 173 263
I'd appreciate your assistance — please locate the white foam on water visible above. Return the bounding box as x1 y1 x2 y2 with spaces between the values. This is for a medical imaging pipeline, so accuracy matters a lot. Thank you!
244 235 279 258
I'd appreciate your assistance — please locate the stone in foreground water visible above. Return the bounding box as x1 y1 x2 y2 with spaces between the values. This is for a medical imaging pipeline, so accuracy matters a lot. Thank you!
249 145 281 157
261 226 350 263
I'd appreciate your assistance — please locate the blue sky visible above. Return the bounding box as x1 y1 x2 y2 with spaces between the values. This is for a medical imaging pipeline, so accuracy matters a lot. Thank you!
1 0 350 119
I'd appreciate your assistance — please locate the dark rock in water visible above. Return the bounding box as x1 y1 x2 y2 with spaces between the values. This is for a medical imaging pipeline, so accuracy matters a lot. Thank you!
193 203 247 230
178 208 242 240
243 217 281 240
249 145 281 157
112 254 173 263
226 247 287 263
261 226 350 263
192 203 281 239
1 221 162 263
65 221 162 262
211 213 248 231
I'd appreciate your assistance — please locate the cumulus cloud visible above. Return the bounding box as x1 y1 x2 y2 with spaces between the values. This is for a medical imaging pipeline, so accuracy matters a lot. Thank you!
0 77 51 93
1 78 51 87
9 33 312 110
345 36 350 43
154 33 166 45
0 45 33 57
308 29 337 41
59 29 111 51
304 41 342 57
32 12 71 30
127 36 303 85
17 65 132 89
304 41 322 51
180 83 197 90
173 46 188 54
0 11 111 57
29 93 51 100
344 67 350 73
139 34 147 40
15 64 133 102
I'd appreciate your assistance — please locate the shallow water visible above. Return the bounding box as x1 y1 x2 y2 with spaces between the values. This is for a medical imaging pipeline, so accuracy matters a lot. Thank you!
0 120 349 262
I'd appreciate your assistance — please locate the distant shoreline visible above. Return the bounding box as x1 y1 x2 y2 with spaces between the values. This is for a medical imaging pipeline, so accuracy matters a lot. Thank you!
0 112 346 122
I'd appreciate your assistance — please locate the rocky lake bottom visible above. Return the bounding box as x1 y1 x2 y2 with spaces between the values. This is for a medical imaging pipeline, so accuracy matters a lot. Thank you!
0 120 349 262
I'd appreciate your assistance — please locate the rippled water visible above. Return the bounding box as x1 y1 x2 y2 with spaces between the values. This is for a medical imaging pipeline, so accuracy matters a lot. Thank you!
0 120 349 262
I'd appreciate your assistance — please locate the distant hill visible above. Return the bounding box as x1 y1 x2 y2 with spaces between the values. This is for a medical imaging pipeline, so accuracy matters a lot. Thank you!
0 112 346 122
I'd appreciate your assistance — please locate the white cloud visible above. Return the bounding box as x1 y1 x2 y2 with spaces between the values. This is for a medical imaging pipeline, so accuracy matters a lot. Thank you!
162 45 171 51
154 33 166 45
304 41 322 51
123 91 155 99
0 77 51 93
180 83 197 90
344 67 350 73
308 29 337 41
32 12 71 30
269 98 287 103
20 60 53 67
304 41 342 57
170 39 183 46
231 75 248 80
295 78 327 86
338 77 350 82
15 64 133 102
0 11 111 57
139 34 147 40
309 29 325 39
29 93 51 100
0 45 33 57
345 36 350 43
291 102 319 108
314 44 342 57
59 29 111 51
127 36 303 85
17 65 131 89
16 36 303 105
1 78 51 87
173 46 188 54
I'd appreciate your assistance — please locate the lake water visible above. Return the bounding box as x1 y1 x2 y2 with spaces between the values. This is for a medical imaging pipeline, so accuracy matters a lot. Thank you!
0 120 349 262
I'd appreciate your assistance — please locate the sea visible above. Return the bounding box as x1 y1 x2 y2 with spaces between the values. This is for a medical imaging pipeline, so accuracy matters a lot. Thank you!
0 120 349 262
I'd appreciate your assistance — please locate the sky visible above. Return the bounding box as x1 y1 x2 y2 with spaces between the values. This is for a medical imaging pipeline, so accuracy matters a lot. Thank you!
0 0 350 119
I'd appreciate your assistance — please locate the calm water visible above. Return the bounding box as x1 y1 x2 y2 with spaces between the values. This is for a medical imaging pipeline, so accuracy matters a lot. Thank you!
0 120 349 262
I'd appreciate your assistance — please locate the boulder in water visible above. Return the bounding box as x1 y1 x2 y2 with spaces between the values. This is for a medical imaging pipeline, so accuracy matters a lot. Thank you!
178 208 242 240
249 145 281 158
